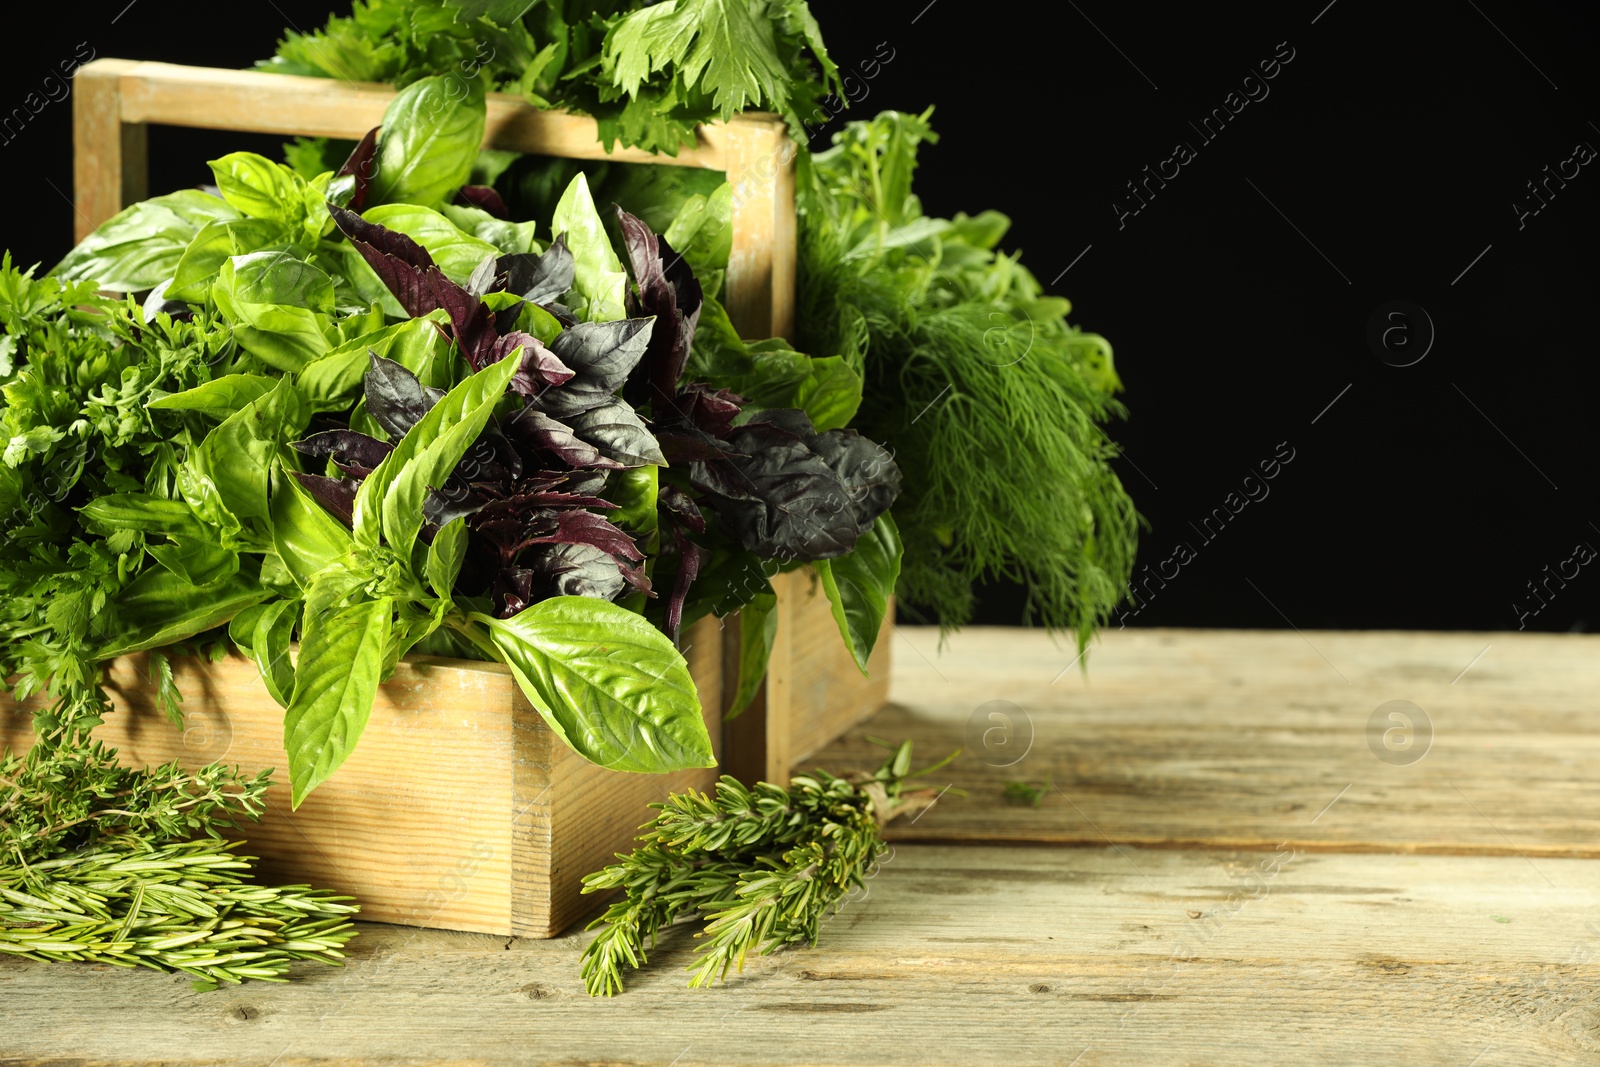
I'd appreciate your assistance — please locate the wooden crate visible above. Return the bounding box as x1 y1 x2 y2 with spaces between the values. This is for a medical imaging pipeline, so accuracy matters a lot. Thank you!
0 618 723 938
722 570 892 783
68 61 888 802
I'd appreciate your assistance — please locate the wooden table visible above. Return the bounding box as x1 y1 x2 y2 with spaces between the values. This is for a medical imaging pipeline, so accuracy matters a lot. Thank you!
4 628 1597 1066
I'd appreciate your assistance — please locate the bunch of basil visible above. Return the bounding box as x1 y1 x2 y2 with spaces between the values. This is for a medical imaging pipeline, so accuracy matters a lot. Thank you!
48 75 901 806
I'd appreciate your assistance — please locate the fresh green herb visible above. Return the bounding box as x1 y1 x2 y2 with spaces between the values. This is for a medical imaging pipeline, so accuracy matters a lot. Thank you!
579 740 952 996
1002 780 1050 807
799 110 1139 642
0 262 356 987
260 0 839 154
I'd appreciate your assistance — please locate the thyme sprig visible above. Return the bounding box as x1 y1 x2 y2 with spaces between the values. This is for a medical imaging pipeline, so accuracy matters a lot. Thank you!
580 740 952 996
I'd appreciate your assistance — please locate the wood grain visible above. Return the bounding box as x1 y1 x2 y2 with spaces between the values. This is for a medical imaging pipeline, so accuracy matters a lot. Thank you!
806 627 1600 859
71 58 145 243
722 571 893 784
0 615 725 938
2 845 1595 1066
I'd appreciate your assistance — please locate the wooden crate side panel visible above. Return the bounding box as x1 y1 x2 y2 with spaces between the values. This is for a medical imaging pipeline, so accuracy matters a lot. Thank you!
0 652 521 934
534 613 726 936
781 572 892 768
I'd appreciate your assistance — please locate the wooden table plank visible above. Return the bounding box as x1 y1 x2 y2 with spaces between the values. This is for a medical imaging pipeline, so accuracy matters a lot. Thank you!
2 845 1596 1066
806 628 1600 858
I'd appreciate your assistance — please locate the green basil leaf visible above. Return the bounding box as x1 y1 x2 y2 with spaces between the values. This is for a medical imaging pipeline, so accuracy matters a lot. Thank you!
146 536 239 587
229 603 269 654
603 464 658 544
212 257 333 372
194 378 308 521
389 596 449 672
284 596 392 807
353 345 521 550
441 203 540 255
425 517 468 600
297 313 450 409
80 493 204 536
175 462 242 539
683 301 862 429
52 191 236 292
726 582 777 719
97 560 268 660
814 512 902 674
225 250 335 311
362 204 500 284
368 75 486 211
208 152 303 222
470 599 714 773
662 181 732 277
787 354 863 432
149 374 279 419
251 597 301 708
166 218 288 302
270 466 353 589
551 173 627 322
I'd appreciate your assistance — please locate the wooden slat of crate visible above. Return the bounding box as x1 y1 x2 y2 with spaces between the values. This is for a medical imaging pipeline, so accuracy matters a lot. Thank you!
0 615 723 937
804 626 1600 858
4 845 1596 1066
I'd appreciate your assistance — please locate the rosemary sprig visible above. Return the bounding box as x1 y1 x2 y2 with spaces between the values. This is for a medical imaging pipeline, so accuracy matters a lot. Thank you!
1 685 360 988
0 837 357 989
580 741 952 996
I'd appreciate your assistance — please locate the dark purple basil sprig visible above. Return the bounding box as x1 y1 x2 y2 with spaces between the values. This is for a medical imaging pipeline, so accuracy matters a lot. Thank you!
292 353 655 618
611 207 902 635
327 202 573 398
311 200 678 618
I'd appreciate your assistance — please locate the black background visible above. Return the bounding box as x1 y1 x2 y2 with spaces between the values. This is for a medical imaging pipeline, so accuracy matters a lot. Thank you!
1 1 1594 633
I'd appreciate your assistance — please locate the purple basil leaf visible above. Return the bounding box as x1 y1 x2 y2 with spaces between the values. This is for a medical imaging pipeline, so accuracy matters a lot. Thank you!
687 409 901 562
519 542 626 602
523 508 644 565
290 471 359 528
670 382 744 438
338 126 381 212
658 428 743 465
424 478 490 527
493 567 536 618
329 203 499 366
664 523 703 645
491 331 574 397
498 234 574 306
807 426 903 536
363 353 435 438
658 484 706 534
563 471 612 498
292 430 394 477
534 318 655 418
503 407 623 471
617 207 703 406
329 201 435 274
456 184 510 219
564 397 665 467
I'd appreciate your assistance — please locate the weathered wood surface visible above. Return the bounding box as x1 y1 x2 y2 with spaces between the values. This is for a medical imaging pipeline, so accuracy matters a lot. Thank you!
805 627 1600 859
2 845 1596 1066
0 615 724 938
